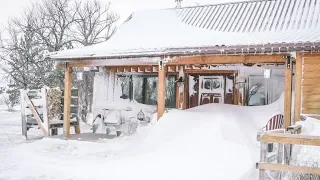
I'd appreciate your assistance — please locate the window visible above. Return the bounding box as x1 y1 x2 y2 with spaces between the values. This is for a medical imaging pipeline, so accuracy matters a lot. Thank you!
118 75 177 108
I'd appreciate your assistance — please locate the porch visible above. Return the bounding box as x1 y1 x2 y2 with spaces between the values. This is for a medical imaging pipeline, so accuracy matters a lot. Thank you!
58 53 303 138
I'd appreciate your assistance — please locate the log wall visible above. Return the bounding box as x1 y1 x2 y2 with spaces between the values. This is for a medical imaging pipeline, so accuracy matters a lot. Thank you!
302 54 320 116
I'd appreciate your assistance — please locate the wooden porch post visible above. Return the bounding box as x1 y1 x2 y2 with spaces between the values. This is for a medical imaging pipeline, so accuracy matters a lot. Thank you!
294 53 303 124
63 64 72 138
284 56 293 128
157 61 166 120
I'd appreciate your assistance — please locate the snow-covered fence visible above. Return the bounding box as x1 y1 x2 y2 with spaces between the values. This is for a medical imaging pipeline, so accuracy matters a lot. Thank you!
256 127 320 180
20 88 79 138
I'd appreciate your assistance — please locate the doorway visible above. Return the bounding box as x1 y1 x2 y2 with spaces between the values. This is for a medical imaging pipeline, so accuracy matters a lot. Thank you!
188 72 236 108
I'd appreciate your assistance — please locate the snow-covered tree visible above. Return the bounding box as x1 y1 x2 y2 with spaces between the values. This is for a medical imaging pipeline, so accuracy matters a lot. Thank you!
0 0 118 121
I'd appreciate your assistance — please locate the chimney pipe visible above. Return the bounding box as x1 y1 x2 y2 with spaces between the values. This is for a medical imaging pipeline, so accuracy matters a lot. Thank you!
175 0 182 8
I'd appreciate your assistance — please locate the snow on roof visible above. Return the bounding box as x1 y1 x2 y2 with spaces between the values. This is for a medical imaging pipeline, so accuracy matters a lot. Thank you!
50 0 320 60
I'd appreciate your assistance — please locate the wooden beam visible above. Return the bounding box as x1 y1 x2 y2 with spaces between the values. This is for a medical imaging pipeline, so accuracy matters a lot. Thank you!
260 133 320 146
157 63 166 120
63 64 72 138
257 163 320 175
284 57 293 128
55 54 287 68
294 52 303 124
171 55 286 65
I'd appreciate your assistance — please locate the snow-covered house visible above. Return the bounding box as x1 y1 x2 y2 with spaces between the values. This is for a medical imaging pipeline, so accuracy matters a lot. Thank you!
48 0 320 137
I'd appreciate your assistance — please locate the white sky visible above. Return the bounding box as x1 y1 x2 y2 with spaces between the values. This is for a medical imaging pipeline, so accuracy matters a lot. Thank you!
0 0 237 27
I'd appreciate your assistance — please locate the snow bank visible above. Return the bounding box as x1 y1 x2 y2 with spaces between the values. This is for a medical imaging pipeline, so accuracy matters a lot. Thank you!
0 94 287 180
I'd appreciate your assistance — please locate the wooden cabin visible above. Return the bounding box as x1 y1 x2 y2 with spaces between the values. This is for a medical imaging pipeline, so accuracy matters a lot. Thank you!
48 0 320 138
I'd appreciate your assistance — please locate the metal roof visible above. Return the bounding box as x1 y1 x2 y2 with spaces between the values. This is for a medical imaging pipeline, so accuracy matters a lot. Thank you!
49 0 320 60
175 0 320 32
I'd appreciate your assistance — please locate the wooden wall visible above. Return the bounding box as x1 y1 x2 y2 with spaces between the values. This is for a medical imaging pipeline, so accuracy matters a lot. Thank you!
302 54 320 115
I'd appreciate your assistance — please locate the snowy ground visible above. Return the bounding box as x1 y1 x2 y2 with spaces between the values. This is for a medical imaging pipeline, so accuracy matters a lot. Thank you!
0 98 316 180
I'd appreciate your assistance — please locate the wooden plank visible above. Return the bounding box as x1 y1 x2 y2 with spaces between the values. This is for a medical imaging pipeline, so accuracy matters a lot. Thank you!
303 86 320 94
303 57 320 64
41 88 50 134
294 53 303 124
303 79 320 86
24 94 49 136
257 163 320 175
303 94 320 102
303 64 320 72
284 58 293 128
302 108 320 114
157 63 166 120
260 133 320 146
63 65 72 138
302 101 320 109
303 72 320 79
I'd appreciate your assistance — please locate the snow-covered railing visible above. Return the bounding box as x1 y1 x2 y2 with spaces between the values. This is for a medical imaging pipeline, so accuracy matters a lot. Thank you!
20 88 79 139
256 126 320 180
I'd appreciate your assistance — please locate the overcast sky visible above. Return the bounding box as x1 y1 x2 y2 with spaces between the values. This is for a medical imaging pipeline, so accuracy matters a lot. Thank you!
0 0 237 27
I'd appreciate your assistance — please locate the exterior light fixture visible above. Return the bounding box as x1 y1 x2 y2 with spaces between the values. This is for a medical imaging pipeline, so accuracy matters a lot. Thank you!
175 77 184 86
137 109 145 121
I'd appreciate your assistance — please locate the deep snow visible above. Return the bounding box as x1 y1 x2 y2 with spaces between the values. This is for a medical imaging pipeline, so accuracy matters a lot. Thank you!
0 95 316 180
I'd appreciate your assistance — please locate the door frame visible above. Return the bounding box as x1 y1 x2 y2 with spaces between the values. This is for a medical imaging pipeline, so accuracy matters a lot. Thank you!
184 70 238 108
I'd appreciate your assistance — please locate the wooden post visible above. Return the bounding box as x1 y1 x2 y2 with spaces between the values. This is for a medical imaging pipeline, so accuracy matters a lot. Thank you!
41 88 50 135
20 89 27 139
63 64 72 138
294 52 303 124
284 56 293 129
157 61 166 120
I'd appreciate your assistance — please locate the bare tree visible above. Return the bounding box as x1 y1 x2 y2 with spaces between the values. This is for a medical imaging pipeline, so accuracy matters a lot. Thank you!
73 0 118 46
0 0 119 122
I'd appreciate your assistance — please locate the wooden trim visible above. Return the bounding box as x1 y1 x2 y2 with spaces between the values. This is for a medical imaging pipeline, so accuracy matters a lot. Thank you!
63 65 72 138
260 133 320 146
157 65 166 120
284 58 293 128
55 54 287 68
257 163 320 175
294 52 303 124
184 69 237 74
